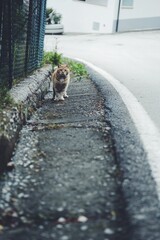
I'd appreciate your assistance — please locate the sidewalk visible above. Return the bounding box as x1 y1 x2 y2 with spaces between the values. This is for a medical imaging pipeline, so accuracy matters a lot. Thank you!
0 76 130 239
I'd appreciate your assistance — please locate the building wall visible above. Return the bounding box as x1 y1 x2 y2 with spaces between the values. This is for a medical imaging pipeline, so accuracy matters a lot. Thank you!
47 0 160 34
47 0 116 33
115 0 160 32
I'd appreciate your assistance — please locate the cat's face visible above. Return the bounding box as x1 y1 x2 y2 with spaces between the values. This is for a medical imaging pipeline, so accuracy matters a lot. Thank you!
56 65 70 82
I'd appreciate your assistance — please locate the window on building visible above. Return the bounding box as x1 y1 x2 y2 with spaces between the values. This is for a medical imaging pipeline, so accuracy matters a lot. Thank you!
121 0 134 8
74 0 108 7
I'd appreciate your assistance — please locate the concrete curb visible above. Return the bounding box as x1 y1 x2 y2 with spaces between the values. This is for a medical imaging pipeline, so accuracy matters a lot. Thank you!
0 65 52 172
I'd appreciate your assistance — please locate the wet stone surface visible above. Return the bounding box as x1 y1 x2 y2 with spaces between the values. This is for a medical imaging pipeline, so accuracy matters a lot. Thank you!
0 77 130 239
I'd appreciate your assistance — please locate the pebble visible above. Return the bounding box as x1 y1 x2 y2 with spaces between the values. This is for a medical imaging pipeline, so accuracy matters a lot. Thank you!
20 216 28 223
39 225 44 230
77 216 88 223
61 236 69 240
5 193 10 202
12 212 18 218
58 217 66 223
104 228 114 235
94 155 104 161
81 225 88 231
57 207 64 212
56 224 63 229
18 193 24 198
78 208 85 213
0 225 4 232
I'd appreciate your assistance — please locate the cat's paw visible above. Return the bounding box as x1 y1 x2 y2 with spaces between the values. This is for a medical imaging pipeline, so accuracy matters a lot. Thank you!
64 93 69 98
54 97 64 101
60 96 65 101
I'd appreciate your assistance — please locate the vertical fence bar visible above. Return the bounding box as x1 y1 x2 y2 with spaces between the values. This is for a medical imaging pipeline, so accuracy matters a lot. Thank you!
25 0 32 75
37 0 47 67
0 0 3 84
8 0 13 88
0 1 3 38
1 1 10 87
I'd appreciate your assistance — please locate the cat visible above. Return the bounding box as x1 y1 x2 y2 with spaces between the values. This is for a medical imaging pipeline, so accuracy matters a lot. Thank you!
52 64 70 101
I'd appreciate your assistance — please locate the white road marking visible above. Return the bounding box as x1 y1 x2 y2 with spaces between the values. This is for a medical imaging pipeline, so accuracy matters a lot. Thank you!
75 57 160 201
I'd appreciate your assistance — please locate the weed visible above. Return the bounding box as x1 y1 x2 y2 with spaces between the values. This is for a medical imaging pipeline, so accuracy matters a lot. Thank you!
0 85 14 109
42 52 88 80
42 51 63 69
63 58 88 80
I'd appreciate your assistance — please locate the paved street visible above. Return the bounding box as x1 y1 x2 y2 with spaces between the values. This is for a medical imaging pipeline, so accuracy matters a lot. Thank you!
44 30 160 130
44 30 160 204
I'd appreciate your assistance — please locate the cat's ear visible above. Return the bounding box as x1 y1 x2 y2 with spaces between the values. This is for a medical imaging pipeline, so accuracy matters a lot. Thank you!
54 66 58 71
59 64 68 68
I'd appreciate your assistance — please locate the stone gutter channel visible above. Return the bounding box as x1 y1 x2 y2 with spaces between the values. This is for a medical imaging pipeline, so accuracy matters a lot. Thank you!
1 62 160 240
0 66 132 239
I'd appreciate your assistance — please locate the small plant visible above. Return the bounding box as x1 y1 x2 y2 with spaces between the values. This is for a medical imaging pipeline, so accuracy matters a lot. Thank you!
0 85 14 109
46 8 62 25
53 13 62 24
42 53 88 80
46 8 55 24
46 8 54 19
42 38 63 69
42 36 88 79
42 51 63 69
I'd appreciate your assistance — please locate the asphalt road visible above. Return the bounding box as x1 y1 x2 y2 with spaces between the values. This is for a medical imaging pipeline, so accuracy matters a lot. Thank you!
44 30 160 202
44 30 160 130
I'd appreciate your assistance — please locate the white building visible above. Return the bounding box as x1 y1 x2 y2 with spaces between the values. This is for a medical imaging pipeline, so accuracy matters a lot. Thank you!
47 0 160 33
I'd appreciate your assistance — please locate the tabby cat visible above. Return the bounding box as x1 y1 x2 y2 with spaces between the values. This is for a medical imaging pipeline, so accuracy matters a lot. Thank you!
52 64 70 101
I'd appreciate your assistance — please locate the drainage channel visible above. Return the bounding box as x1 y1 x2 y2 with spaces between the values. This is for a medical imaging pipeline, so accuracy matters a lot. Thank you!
0 77 131 240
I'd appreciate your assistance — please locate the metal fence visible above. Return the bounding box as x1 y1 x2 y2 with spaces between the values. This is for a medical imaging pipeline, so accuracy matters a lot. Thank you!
0 0 47 89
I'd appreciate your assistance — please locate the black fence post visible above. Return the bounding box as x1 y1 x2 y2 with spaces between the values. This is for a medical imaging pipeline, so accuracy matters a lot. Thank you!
0 1 3 84
8 0 13 88
25 0 32 76
37 0 47 67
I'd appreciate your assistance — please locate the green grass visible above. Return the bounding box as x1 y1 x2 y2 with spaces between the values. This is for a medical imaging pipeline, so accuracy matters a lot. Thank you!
62 58 88 80
42 51 63 69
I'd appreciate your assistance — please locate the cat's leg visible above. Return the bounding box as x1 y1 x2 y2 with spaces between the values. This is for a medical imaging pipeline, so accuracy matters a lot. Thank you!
55 92 64 101
64 92 68 98
63 86 69 98
52 87 55 100
59 95 65 101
